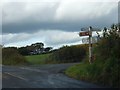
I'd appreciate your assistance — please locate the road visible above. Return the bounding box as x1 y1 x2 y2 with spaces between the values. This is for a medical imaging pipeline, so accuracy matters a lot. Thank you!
2 63 103 88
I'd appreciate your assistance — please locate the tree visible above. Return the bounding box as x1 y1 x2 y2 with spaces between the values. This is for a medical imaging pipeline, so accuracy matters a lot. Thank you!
103 27 108 37
18 47 30 55
44 47 53 52
31 42 44 50
95 23 120 60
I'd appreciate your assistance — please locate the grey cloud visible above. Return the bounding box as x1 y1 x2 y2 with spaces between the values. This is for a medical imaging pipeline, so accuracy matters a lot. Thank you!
2 1 118 34
2 2 60 24
3 9 117 34
118 1 120 23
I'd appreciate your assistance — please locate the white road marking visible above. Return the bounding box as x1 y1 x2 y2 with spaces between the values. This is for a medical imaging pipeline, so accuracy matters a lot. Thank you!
4 72 28 81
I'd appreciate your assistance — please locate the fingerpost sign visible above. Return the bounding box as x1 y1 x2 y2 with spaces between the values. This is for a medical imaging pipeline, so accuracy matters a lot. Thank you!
79 26 92 64
79 31 89 36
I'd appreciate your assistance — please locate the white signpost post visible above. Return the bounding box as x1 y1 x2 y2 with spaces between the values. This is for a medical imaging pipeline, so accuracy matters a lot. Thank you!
79 26 101 64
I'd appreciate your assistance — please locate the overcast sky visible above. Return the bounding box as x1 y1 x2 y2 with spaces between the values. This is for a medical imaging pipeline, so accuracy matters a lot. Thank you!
1 0 118 48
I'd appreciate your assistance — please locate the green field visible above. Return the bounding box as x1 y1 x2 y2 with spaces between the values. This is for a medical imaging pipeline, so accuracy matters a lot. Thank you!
25 54 50 64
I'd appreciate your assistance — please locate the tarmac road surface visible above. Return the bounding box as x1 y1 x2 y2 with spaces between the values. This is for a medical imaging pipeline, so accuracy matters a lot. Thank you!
2 63 103 88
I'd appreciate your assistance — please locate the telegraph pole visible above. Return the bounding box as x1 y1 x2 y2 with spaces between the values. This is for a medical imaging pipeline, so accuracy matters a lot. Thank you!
88 26 92 64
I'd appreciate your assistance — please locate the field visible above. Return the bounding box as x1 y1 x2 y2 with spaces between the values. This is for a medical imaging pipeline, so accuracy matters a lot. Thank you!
25 54 50 64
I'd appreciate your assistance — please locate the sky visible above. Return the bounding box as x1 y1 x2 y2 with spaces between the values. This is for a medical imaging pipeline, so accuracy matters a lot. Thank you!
1 0 118 49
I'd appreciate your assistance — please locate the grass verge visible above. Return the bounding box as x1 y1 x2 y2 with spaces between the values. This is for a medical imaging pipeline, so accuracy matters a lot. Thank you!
65 59 120 88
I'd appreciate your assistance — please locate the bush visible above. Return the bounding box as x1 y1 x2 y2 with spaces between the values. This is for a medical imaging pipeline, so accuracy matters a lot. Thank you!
49 45 87 63
95 26 120 60
2 47 27 65
101 57 120 87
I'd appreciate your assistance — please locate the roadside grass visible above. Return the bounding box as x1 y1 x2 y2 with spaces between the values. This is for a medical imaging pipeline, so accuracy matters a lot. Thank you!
65 62 95 81
65 61 104 87
65 63 89 80
25 53 51 64
65 58 120 88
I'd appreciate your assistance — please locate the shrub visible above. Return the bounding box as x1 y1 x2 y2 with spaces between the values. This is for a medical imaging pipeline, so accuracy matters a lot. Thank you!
2 47 27 65
49 45 87 63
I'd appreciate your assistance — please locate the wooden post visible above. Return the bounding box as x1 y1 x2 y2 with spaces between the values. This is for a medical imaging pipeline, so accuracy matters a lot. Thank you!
89 26 92 64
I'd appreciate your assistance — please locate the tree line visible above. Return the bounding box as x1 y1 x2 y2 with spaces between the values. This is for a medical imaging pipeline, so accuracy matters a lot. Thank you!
18 42 53 55
2 42 53 65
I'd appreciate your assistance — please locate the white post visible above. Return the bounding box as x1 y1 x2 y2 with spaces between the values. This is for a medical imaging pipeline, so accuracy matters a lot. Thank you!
89 26 92 64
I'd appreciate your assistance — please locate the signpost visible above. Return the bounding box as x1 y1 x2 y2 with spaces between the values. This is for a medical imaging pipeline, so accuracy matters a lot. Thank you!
79 31 89 36
88 26 92 64
82 36 98 44
81 27 101 31
79 26 101 64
